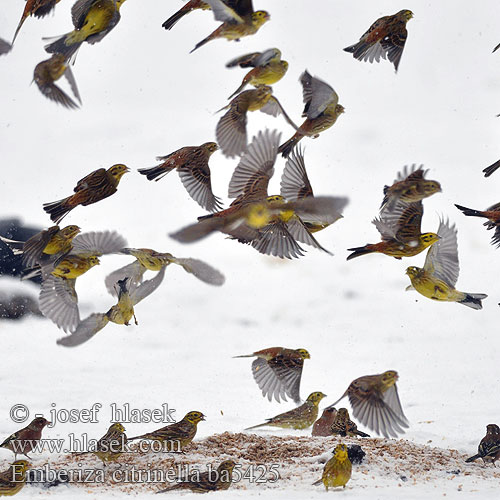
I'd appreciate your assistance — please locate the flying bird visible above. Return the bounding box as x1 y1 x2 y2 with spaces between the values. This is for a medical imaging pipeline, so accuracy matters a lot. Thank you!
162 0 210 30
455 202 500 247
13 0 62 44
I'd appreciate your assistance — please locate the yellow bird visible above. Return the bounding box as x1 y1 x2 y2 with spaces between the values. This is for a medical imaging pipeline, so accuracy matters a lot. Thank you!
92 423 127 465
191 0 270 53
226 48 288 98
44 0 128 61
0 460 30 496
313 444 351 490
405 219 487 309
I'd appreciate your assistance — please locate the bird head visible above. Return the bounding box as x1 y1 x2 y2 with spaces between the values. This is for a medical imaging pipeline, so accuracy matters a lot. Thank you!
333 443 349 461
11 460 30 479
381 370 399 388
398 10 414 22
88 256 101 268
336 104 345 115
420 232 440 247
61 225 81 239
296 348 311 360
184 411 206 424
307 392 327 405
336 408 349 420
202 142 219 155
218 460 237 473
422 180 442 196
405 266 420 279
109 423 126 433
486 424 500 435
252 11 270 27
108 164 130 181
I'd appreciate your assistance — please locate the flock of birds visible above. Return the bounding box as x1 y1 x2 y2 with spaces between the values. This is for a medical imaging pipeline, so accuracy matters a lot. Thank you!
1 0 500 495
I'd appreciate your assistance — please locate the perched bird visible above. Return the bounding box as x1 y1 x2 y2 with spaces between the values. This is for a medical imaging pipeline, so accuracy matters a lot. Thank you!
0 417 51 459
0 224 81 270
44 0 127 61
190 0 270 53
34 54 82 110
43 164 129 223
347 200 439 260
312 407 337 437
104 247 225 295
162 0 210 30
465 424 500 465
330 408 370 438
91 423 128 465
313 443 351 490
37 230 127 333
226 48 288 98
381 165 441 210
216 86 296 158
0 460 30 496
0 38 12 56
455 202 500 247
157 460 236 493
234 347 310 403
138 142 222 212
406 218 487 309
329 371 408 438
13 0 62 43
483 159 500 177
129 411 205 451
245 391 326 430
171 130 347 259
278 71 344 157
344 10 414 71
56 273 163 347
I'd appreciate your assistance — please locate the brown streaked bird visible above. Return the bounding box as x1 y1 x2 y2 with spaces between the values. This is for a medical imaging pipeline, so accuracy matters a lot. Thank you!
13 0 62 44
129 411 205 451
0 417 51 460
91 423 128 465
234 347 310 404
34 54 82 110
56 272 162 347
43 164 129 223
312 407 337 437
44 0 127 62
104 247 225 295
246 392 326 431
162 0 210 30
226 47 288 98
483 159 500 177
138 142 222 212
216 85 297 158
278 70 344 158
157 460 236 493
0 38 12 56
455 202 500 247
344 9 414 72
465 424 500 465
190 0 270 53
381 165 441 211
329 371 409 438
0 460 30 496
330 408 370 438
347 200 439 260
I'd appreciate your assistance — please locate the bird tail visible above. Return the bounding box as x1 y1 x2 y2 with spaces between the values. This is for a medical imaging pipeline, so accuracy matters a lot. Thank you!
343 42 368 59
228 80 247 100
493 42 500 53
232 354 254 358
278 133 301 158
346 245 375 261
43 196 74 224
44 33 81 62
162 7 192 30
483 159 500 177
465 454 481 463
244 422 268 431
12 14 28 44
459 293 487 310
355 430 371 438
156 483 183 493
312 479 323 486
190 32 214 53
454 204 485 218
138 164 175 182
127 435 145 441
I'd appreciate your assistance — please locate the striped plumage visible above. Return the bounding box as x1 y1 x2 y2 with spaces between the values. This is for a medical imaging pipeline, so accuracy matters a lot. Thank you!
455 202 500 247
43 164 129 223
330 408 370 438
0 460 30 496
92 423 127 465
466 424 500 465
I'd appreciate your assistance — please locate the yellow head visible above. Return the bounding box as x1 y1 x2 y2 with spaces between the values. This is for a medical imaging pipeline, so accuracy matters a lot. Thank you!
202 142 219 155
218 460 236 473
11 460 30 480
88 256 101 268
107 164 130 181
184 411 206 425
333 443 349 462
252 10 270 27
306 392 327 405
109 422 126 433
381 370 398 388
419 232 439 248
266 195 285 205
405 266 420 279
397 10 414 22
296 348 311 360
116 0 128 9
422 181 442 196
60 225 81 239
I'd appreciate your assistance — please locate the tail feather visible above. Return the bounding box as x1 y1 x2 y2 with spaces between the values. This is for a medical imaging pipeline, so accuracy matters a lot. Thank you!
44 33 81 61
344 42 369 59
460 293 487 310
465 453 481 463
12 15 28 44
43 197 73 224
190 33 213 54
454 204 485 218
232 354 254 358
228 79 247 99
483 159 500 177
138 164 175 182
493 42 500 53
278 133 301 158
244 422 268 431
346 245 374 261
162 7 191 30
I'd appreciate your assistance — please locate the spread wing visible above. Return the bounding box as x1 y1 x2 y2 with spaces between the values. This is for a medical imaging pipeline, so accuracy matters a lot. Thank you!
216 106 248 158
70 230 127 257
205 0 247 24
22 226 60 267
178 164 224 213
105 261 146 296
130 267 166 305
57 313 109 347
374 200 422 242
280 146 313 200
300 70 338 119
170 257 225 286
423 218 459 286
251 221 305 259
286 217 332 254
63 65 82 104
381 26 408 71
251 357 288 403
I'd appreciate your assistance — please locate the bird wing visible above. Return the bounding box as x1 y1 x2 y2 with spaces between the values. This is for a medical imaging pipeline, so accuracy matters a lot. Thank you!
291 195 348 225
423 218 460 287
300 71 338 119
0 38 11 56
374 200 422 242
251 48 280 67
39 275 80 333
57 313 109 347
286 217 332 254
177 164 224 213
71 0 97 28
381 26 408 72
170 257 225 286
105 261 145 296
268 352 305 403
252 357 288 403
129 267 166 305
280 146 313 200
63 65 82 104
22 226 60 267
228 129 280 201
216 105 248 158
36 80 80 110
383 384 410 426
70 230 127 257
74 168 108 192
251 220 305 259
205 0 245 24
226 51 262 68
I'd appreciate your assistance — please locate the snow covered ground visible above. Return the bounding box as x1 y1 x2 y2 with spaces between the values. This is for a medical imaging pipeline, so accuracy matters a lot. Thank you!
1 0 500 498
